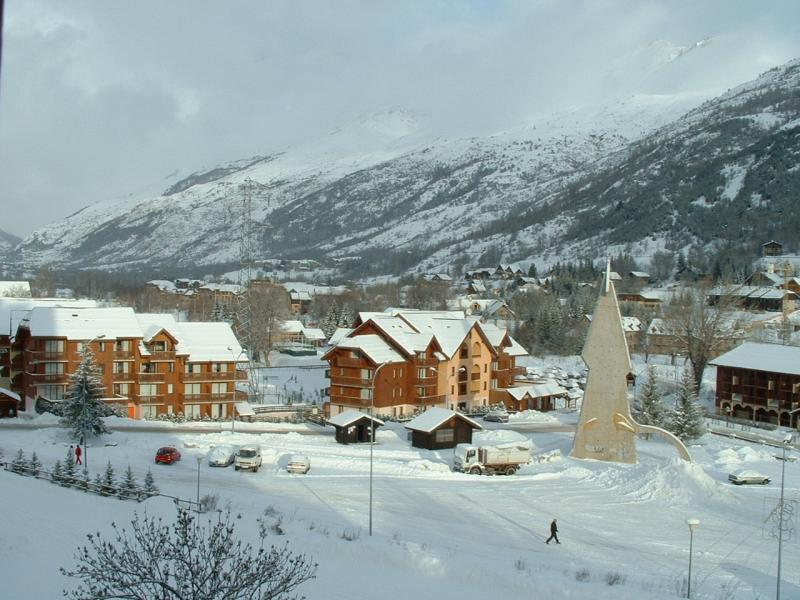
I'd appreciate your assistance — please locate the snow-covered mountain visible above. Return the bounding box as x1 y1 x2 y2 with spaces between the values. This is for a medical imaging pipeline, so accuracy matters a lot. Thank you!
10 57 800 278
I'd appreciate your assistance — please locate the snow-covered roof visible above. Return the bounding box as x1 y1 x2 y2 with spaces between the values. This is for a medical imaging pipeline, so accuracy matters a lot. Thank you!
0 387 21 401
328 327 353 346
303 327 326 341
147 279 177 293
282 320 305 334
175 322 244 362
235 402 255 416
333 334 405 365
28 306 143 340
404 407 482 433
135 313 181 343
505 382 567 400
327 410 385 428
199 283 243 294
629 271 650 278
282 281 348 297
0 298 100 336
505 336 528 357
709 285 791 301
710 342 800 376
0 281 31 297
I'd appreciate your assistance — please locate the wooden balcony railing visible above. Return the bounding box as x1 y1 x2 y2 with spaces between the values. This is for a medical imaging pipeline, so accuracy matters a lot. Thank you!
138 372 164 382
147 350 176 361
334 356 369 368
27 372 70 383
182 371 247 381
183 392 237 402
114 350 134 360
25 350 70 362
334 376 373 388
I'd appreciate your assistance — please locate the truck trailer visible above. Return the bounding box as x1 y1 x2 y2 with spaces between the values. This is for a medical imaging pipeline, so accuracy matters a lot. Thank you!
453 443 531 475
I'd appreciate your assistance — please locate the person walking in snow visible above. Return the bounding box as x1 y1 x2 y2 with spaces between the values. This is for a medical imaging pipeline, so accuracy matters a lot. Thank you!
74 444 82 465
545 518 560 544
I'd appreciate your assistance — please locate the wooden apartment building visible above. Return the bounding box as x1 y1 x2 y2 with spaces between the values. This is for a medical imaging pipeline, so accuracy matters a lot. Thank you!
323 309 528 418
6 306 247 420
711 341 800 428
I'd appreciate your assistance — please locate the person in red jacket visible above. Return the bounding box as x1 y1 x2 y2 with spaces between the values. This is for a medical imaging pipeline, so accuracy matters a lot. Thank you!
74 444 82 465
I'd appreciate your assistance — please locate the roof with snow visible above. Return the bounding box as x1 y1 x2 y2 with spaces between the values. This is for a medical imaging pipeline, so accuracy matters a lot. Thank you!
404 407 482 433
332 334 405 364
0 298 100 336
328 327 353 346
710 342 800 376
0 387 21 401
629 271 650 278
28 306 142 340
174 322 244 362
505 382 568 400
327 410 385 428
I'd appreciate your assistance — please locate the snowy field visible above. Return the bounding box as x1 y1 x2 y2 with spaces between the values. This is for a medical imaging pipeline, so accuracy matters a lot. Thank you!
1 416 798 599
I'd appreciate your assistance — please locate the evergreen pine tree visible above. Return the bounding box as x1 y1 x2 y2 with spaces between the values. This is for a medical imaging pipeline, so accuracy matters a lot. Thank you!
143 469 159 497
337 303 354 328
120 465 138 500
75 472 90 492
63 446 77 486
30 452 42 477
92 472 104 494
670 366 706 440
11 449 28 474
638 366 666 429
61 347 109 440
321 302 339 339
52 459 64 485
102 461 117 496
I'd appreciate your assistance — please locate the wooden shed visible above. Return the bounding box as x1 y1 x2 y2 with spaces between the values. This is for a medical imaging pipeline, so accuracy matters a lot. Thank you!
404 407 482 450
327 410 385 444
0 387 20 418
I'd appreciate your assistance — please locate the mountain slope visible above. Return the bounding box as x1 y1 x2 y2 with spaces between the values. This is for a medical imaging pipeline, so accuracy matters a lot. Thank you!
11 59 800 278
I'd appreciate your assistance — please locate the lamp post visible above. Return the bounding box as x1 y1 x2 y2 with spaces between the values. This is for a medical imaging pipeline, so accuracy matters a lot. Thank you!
686 518 700 599
196 455 203 508
81 334 106 476
776 430 796 600
369 360 397 537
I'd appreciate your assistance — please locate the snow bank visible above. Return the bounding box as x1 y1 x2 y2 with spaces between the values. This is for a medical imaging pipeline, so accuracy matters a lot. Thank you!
407 459 451 473
508 410 559 424
715 446 774 469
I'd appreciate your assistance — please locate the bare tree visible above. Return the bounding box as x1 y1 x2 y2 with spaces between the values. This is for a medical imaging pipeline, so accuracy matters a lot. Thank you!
61 508 316 600
663 284 743 389
250 284 291 363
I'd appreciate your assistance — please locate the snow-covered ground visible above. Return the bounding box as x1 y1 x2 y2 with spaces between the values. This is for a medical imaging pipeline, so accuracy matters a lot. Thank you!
2 415 798 599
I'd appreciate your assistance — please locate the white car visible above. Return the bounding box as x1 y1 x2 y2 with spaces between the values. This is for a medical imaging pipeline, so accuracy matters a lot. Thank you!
728 470 770 485
286 455 311 474
483 409 509 423
235 446 262 472
207 445 236 467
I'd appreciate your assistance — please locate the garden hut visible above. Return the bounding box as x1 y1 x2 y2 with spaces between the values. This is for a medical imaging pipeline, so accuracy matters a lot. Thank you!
327 410 385 444
404 407 482 450
0 388 19 418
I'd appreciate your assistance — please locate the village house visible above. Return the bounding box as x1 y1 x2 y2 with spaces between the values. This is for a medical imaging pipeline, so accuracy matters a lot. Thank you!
707 285 796 313
711 341 800 428
404 407 482 450
322 309 528 418
11 306 246 420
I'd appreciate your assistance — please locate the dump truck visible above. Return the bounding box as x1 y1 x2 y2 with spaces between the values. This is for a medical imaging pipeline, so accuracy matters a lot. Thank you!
453 443 531 475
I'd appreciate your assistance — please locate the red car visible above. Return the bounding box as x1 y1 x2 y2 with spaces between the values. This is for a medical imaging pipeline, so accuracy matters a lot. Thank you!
155 446 181 465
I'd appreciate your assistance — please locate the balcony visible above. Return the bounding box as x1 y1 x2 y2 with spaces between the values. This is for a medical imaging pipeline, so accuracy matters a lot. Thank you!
183 371 246 382
27 372 70 384
335 375 373 388
114 350 134 360
138 372 164 382
415 358 438 367
26 350 70 362
513 366 526 376
416 373 437 382
335 356 368 368
148 350 176 361
183 392 237 402
112 371 134 382
416 392 445 403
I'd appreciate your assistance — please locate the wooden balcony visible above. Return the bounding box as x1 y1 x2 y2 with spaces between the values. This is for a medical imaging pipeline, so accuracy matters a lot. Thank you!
25 350 70 362
112 371 134 381
27 372 70 383
334 375 373 388
114 351 135 360
182 371 246 382
183 392 237 402
513 366 526 376
138 372 164 382
416 392 445 403
147 350 176 361
415 358 438 367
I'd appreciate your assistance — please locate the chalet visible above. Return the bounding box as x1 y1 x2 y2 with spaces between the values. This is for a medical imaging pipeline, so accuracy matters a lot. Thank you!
645 318 681 357
288 290 312 314
275 321 326 350
627 271 651 286
762 240 784 257
466 280 486 295
711 342 800 427
327 410 385 444
464 268 494 281
11 306 246 420
404 407 482 450
707 285 796 312
493 381 568 412
324 309 528 417
424 273 453 283
586 315 643 349
0 387 19 418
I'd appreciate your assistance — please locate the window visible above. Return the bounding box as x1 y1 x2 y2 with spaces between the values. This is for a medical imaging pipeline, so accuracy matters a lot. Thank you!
392 388 396 398
348 350 359 359
460 345 468 359
184 383 201 396
38 385 64 400
483 382 487 390
793 383 800 394
185 363 201 374
360 388 372 400
113 383 129 396
113 361 130 374
167 384 174 394
141 363 157 373
115 340 130 352
153 341 167 352
434 428 454 443
399 388 403 398
211 382 227 396
768 380 775 390
98 342 106 352
168 362 174 373
210 403 227 419
451 367 455 376
212 363 228 373
451 385 454 395
141 405 158 419
484 364 488 373
418 368 427 379
417 387 425 397
44 362 64 375
417 351 427 360
398 368 403 378
732 375 740 385
491 379 498 389
184 404 201 419
140 384 158 397
361 368 372 380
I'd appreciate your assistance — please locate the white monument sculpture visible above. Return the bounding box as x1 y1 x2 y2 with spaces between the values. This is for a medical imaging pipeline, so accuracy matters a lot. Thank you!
571 261 690 463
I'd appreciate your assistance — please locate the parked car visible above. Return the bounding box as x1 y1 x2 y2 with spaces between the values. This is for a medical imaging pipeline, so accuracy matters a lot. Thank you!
207 445 237 467
484 409 509 423
728 470 771 485
155 446 181 465
235 446 262 472
286 455 311 474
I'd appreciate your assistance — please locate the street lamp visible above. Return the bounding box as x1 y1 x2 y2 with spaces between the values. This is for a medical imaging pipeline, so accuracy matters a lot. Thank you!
81 334 106 476
776 430 796 600
196 455 203 509
686 518 700 599
369 360 399 537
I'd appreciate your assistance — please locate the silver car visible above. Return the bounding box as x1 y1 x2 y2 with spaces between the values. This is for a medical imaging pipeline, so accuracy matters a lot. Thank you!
728 470 770 485
207 445 236 467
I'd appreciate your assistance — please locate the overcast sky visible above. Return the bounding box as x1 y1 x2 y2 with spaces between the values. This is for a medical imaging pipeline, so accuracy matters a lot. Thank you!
1 0 799 237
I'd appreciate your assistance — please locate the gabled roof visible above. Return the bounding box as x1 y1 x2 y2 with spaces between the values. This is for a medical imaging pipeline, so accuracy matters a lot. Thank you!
404 407 482 433
711 342 800 376
327 334 404 365
328 327 353 346
28 306 143 340
327 410 385 428
505 382 567 400
0 298 100 336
